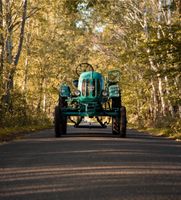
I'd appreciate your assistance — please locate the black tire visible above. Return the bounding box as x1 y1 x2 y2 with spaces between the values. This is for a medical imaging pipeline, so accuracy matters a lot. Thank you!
112 97 120 135
58 96 67 135
112 97 127 137
120 106 127 138
63 116 67 134
112 116 120 135
54 106 64 137
59 96 67 107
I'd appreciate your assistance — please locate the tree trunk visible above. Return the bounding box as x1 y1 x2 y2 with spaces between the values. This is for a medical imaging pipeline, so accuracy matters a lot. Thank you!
165 76 174 117
174 76 181 118
37 77 45 113
43 93 46 112
3 0 13 105
175 0 181 16
150 79 158 121
22 57 29 92
5 0 28 104
14 0 28 66
167 0 172 25
158 75 166 117
157 0 162 39
0 0 4 82
5 0 13 66
22 23 31 94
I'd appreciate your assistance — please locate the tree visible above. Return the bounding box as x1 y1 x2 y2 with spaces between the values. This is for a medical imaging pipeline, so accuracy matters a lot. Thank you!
0 0 180 133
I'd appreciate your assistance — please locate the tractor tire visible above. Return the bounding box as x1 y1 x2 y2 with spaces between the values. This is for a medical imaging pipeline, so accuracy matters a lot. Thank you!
112 97 120 135
63 116 67 134
112 116 120 135
120 106 127 138
54 101 67 137
58 96 67 135
54 106 64 137
112 98 127 137
59 96 67 107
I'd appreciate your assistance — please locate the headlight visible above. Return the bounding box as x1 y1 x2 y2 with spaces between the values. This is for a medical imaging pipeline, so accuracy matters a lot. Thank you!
102 90 108 97
75 90 81 96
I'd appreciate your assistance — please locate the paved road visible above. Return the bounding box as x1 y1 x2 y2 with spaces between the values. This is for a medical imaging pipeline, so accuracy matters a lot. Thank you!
0 126 181 200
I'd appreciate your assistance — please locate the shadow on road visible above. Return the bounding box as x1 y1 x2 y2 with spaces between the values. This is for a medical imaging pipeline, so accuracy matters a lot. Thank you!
0 126 181 200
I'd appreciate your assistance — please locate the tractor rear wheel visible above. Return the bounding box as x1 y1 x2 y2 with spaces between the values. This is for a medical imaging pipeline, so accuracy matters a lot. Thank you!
54 96 67 137
54 106 64 137
112 97 120 135
58 96 67 135
112 116 120 135
112 98 127 137
120 106 127 137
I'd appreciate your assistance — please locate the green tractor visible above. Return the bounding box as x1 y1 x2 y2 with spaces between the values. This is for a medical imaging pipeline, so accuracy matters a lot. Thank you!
54 63 127 137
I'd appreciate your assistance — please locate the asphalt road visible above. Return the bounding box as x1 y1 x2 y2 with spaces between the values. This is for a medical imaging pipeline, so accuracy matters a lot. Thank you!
0 125 181 200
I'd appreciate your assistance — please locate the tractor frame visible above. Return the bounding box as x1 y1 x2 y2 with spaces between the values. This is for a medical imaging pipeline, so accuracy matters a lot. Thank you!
54 63 127 137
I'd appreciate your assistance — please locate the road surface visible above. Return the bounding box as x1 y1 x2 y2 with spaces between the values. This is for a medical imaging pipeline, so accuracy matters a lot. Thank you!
0 125 181 200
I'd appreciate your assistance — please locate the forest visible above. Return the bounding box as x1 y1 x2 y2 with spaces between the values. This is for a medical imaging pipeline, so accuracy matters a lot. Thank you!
0 0 180 138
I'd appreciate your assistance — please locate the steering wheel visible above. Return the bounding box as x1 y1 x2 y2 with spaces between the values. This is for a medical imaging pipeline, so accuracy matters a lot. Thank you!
76 63 94 76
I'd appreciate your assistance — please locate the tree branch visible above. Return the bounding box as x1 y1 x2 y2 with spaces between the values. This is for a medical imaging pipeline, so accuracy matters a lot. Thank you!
26 7 40 19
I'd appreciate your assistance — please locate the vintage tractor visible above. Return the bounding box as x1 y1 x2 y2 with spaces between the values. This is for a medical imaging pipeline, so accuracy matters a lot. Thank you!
54 63 127 137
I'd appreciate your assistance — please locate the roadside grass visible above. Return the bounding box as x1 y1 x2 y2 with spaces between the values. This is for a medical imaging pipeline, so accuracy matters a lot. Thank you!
1 122 180 142
128 117 181 142
0 124 52 142
136 127 181 141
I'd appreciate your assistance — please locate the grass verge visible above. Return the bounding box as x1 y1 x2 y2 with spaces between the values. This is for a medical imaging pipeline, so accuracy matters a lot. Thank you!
0 124 53 143
136 127 181 142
